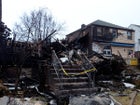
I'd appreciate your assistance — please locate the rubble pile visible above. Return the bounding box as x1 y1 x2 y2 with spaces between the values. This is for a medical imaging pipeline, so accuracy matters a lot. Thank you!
1 48 139 105
69 93 117 105
0 96 51 105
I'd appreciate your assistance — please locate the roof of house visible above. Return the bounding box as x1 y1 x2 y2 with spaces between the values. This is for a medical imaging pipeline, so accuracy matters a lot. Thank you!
90 20 131 30
67 19 134 36
130 24 140 28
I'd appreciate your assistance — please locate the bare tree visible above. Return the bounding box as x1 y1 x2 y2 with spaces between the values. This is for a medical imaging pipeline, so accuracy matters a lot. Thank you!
13 8 64 42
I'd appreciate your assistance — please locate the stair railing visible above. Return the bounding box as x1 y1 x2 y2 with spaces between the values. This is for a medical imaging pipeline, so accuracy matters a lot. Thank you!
80 53 96 88
69 50 96 88
52 50 64 89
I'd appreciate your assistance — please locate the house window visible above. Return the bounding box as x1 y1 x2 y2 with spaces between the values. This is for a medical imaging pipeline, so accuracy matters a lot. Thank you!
97 27 103 36
127 31 132 40
104 27 109 34
112 29 118 38
103 45 112 57
109 28 113 33
138 39 140 44
128 50 133 57
103 49 112 57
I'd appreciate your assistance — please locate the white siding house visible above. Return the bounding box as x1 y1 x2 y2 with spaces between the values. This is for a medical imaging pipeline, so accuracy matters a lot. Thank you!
129 24 140 51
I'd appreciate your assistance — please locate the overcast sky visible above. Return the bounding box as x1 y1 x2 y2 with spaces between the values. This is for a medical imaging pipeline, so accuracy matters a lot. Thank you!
2 0 140 36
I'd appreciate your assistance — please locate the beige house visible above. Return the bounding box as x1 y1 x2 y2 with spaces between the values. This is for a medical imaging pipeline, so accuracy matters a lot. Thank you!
66 20 135 58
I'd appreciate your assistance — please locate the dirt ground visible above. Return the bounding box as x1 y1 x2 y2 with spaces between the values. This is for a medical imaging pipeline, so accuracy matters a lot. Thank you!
110 89 140 105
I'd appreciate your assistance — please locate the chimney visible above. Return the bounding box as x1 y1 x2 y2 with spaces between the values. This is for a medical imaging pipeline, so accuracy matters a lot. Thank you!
81 24 86 30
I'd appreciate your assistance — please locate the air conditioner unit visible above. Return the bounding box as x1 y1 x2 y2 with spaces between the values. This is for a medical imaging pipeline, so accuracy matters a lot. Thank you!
103 49 112 57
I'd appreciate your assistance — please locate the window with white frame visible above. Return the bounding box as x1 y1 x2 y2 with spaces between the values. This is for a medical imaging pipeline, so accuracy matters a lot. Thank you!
127 31 132 40
97 27 103 36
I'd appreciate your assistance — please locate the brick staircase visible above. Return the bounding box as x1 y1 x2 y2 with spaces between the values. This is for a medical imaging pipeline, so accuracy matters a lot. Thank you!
49 64 96 96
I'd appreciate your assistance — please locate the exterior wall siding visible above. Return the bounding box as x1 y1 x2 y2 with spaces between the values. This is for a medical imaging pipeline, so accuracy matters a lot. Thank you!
113 29 134 44
129 24 140 51
112 46 134 58
92 42 104 53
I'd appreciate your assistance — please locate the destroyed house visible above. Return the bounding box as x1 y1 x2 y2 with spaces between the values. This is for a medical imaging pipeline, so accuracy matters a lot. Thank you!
66 20 134 58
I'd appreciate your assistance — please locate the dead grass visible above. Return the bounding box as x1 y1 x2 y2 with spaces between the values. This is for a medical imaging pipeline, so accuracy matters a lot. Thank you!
133 93 140 105
114 95 130 105
111 89 140 105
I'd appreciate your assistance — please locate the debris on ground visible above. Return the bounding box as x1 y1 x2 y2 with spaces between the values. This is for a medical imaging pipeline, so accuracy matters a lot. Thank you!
0 96 51 105
69 93 118 105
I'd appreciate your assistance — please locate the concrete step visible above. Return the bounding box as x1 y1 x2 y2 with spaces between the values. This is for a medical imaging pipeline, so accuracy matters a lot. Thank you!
53 77 89 82
48 65 81 69
55 87 98 96
50 68 84 73
55 82 91 89
51 72 87 77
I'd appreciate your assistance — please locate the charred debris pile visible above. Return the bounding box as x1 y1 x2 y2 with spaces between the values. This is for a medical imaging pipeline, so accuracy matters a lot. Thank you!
0 22 139 105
